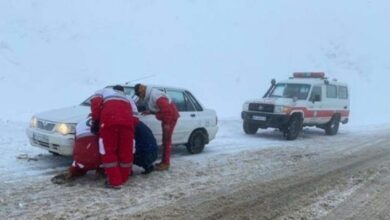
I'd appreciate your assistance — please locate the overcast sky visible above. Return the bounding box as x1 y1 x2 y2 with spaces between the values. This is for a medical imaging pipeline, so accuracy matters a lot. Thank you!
1 0 389 124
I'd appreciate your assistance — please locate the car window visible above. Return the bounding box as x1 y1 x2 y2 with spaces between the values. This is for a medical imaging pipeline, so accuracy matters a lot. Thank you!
338 86 348 99
80 86 134 106
124 87 135 96
326 85 337 98
185 91 203 111
310 86 322 101
166 90 195 112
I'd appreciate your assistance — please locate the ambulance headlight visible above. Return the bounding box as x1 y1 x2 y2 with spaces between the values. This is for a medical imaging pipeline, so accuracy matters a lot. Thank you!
274 105 291 114
55 123 76 135
30 116 38 128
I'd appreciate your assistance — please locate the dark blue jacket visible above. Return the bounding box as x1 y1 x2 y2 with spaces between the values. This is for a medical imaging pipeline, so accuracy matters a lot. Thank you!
135 121 158 154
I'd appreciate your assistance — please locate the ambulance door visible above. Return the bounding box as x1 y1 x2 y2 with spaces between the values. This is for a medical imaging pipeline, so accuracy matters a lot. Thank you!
308 85 323 124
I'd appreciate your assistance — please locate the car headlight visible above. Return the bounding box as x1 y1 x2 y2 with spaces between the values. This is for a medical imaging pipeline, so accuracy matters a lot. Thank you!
274 105 291 114
243 102 250 111
30 117 38 128
55 123 76 135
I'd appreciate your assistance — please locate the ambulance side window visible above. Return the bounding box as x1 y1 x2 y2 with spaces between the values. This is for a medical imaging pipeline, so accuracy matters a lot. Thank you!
326 85 337 98
338 86 348 99
310 86 322 102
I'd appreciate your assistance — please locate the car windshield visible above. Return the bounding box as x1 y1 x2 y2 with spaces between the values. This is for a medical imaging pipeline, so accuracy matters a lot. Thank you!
269 83 311 100
80 86 135 106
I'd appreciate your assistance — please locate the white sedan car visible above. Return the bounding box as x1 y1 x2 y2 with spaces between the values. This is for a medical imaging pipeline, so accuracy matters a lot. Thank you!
26 85 218 156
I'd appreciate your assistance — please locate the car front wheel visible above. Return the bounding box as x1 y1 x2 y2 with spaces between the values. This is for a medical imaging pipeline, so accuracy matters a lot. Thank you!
284 115 302 140
243 121 258 134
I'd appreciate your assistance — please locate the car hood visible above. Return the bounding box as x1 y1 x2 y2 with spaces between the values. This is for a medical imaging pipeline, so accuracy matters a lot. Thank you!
34 105 90 124
247 97 295 106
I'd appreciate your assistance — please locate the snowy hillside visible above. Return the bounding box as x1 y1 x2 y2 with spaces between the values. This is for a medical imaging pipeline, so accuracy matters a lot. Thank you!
1 1 390 124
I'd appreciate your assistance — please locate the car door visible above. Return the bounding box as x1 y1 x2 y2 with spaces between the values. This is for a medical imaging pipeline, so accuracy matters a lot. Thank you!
321 84 338 124
166 89 200 144
307 85 323 124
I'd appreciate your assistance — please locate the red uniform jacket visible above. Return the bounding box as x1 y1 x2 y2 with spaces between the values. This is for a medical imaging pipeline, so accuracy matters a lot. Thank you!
155 96 180 124
90 88 134 128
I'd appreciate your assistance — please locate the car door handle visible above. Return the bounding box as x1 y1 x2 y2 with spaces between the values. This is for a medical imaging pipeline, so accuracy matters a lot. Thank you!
190 114 196 117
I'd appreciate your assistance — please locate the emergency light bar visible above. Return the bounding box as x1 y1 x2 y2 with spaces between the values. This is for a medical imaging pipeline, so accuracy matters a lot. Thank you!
293 72 325 79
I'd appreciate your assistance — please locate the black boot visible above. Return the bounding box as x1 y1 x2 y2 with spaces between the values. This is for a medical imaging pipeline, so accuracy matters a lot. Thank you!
142 165 154 175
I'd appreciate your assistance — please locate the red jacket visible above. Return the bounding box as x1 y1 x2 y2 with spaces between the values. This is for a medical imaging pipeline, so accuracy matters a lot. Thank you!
90 88 134 128
155 96 180 124
144 87 180 124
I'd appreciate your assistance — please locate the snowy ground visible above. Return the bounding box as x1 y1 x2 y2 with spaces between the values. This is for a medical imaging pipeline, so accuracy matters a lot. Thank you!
1 119 390 219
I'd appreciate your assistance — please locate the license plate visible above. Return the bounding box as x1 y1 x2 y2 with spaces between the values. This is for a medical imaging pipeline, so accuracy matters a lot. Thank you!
33 132 49 143
252 115 266 121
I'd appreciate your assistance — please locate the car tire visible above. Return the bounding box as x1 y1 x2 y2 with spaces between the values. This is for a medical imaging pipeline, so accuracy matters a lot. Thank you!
186 130 207 154
284 115 302 140
325 115 340 135
243 121 258 134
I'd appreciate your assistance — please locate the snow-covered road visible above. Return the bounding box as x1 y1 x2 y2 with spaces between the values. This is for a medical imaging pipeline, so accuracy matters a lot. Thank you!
1 119 390 219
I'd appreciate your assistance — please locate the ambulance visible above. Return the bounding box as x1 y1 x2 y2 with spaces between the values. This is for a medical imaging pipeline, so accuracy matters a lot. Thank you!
241 72 350 140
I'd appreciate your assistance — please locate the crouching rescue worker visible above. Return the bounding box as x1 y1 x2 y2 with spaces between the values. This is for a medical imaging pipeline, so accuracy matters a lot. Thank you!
91 85 135 189
134 119 158 174
51 116 102 184
52 117 158 184
134 84 180 171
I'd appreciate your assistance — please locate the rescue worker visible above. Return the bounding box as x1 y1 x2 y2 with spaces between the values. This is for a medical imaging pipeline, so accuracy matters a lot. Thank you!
91 85 135 189
134 83 180 171
134 119 158 174
51 116 103 184
51 116 158 184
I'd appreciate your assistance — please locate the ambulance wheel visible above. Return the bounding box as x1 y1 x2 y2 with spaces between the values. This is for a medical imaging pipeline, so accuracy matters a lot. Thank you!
243 121 258 134
325 115 340 135
186 130 207 154
284 115 302 140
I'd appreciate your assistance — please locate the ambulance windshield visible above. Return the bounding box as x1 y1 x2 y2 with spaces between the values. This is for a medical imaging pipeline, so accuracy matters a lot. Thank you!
269 83 311 100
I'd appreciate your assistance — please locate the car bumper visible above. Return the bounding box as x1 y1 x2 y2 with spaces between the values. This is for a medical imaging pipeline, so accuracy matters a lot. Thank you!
26 127 75 156
241 111 289 128
206 125 218 143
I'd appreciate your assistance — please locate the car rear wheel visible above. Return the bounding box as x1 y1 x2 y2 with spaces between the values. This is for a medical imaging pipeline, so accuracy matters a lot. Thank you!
325 115 340 135
243 121 258 134
186 130 207 154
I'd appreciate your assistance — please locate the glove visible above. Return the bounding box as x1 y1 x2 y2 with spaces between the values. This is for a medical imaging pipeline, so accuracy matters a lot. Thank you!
90 120 100 134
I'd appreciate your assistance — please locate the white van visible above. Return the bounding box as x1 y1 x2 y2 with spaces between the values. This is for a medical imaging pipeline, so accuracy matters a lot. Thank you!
242 72 350 140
